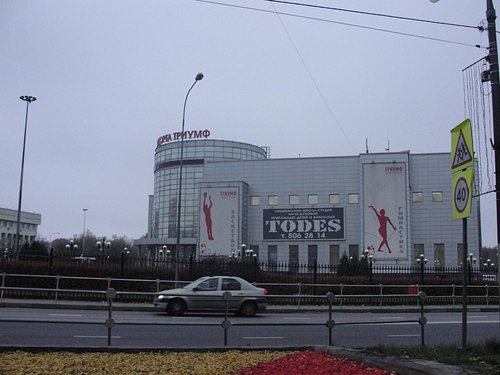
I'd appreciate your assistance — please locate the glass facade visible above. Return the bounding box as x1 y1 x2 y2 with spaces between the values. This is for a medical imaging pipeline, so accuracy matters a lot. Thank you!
152 139 266 246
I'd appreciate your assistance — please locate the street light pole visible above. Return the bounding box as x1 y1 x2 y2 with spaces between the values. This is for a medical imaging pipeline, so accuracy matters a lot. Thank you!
82 208 88 257
174 72 204 284
15 95 37 257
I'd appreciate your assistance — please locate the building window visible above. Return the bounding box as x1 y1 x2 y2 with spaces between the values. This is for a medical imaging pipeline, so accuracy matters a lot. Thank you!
250 245 259 258
268 245 278 271
268 195 278 206
308 245 318 271
250 196 260 206
432 191 443 202
329 194 340 204
413 244 425 265
348 194 359 204
289 195 299 205
412 192 423 203
434 243 445 267
329 244 340 266
308 194 318 205
348 244 359 259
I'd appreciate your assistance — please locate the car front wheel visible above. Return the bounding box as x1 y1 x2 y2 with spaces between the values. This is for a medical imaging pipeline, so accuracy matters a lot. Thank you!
239 301 257 317
167 299 186 316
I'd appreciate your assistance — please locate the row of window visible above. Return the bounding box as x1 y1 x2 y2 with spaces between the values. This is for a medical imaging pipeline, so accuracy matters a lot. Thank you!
260 243 473 267
250 191 444 207
250 193 359 206
0 220 37 231
413 191 443 203
250 191 443 206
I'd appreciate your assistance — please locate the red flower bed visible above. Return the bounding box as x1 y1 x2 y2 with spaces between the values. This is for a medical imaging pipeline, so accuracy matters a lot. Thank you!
231 350 398 375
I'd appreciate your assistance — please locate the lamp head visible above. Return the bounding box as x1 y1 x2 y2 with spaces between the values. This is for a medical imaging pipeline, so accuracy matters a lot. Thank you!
20 95 37 103
195 73 204 81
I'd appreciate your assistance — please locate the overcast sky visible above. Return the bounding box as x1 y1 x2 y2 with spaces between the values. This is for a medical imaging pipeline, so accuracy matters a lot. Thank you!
1 0 498 247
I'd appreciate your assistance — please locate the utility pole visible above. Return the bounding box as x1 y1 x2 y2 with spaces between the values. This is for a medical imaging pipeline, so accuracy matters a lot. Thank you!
485 0 500 327
486 0 500 248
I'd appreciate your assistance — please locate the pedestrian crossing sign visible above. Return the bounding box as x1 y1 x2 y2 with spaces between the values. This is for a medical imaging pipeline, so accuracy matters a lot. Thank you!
451 119 474 174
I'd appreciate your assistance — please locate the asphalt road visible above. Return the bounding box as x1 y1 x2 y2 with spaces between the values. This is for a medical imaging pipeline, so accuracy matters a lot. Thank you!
1 307 499 348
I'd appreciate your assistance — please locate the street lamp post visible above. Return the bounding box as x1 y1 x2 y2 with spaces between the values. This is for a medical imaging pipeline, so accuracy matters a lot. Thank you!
82 209 88 257
467 253 476 284
361 249 373 284
97 238 111 257
15 95 37 257
174 72 204 285
65 240 78 255
416 254 427 285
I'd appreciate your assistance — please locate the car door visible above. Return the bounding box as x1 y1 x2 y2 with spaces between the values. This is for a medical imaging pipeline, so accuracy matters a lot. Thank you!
221 277 243 310
190 277 222 310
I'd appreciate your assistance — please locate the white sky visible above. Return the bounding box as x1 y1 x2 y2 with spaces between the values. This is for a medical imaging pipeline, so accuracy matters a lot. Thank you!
1 0 498 247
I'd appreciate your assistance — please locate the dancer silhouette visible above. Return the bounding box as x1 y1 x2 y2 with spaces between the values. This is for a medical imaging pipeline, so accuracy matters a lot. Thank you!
369 206 396 253
203 192 214 240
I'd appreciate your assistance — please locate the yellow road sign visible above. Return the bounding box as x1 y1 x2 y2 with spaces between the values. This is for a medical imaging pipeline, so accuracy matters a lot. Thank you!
451 119 474 174
452 169 474 220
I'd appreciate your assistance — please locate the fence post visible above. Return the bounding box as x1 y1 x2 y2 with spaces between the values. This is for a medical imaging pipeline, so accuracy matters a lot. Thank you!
253 257 258 282
452 284 456 306
486 284 489 306
120 251 125 278
339 284 344 309
418 291 427 346
297 283 302 308
55 275 60 301
326 292 335 346
222 291 232 346
0 272 5 300
106 288 116 347
313 260 318 296
49 248 54 274
379 284 384 308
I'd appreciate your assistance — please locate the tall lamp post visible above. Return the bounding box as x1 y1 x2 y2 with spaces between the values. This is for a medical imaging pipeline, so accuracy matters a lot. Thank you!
174 72 204 284
82 208 88 257
15 95 37 257
416 254 427 285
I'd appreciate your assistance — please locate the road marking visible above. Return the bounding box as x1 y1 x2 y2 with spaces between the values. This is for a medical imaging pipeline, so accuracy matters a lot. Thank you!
387 334 420 338
49 314 82 317
242 337 284 340
378 316 405 320
74 336 122 339
282 317 310 320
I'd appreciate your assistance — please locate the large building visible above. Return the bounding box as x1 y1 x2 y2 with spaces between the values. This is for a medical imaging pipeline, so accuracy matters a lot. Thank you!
135 133 481 267
0 207 41 251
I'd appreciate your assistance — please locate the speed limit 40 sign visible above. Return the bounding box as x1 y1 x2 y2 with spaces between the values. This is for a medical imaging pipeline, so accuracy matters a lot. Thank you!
452 169 474 220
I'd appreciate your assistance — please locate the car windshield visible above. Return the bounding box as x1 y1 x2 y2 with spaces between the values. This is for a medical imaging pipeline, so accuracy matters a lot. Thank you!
185 277 210 289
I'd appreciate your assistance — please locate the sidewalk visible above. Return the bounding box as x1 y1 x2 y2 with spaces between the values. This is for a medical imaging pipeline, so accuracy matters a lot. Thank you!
1 297 498 313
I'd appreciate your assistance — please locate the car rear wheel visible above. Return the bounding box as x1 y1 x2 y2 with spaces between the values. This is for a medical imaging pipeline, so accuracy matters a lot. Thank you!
239 301 257 317
167 299 186 316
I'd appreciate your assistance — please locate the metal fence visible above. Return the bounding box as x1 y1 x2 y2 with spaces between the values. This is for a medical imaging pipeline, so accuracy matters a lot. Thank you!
1 253 498 286
1 273 499 306
0 284 429 347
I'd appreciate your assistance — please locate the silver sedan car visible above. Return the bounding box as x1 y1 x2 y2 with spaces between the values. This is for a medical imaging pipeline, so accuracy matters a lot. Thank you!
154 276 268 317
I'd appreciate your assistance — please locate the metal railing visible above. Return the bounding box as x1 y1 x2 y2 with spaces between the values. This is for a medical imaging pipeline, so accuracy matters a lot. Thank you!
0 286 429 347
1 273 499 307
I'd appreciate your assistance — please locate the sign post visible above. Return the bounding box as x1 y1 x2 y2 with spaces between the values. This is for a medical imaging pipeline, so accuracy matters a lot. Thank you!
451 119 474 349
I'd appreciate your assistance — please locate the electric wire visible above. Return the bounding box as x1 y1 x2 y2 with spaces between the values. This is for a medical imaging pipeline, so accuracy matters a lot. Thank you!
463 58 495 197
263 0 483 31
269 1 358 154
196 0 487 49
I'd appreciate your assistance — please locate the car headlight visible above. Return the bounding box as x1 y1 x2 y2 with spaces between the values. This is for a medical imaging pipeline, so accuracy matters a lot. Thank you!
156 295 165 300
